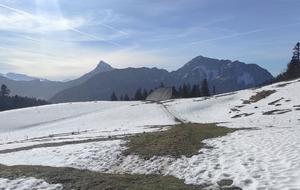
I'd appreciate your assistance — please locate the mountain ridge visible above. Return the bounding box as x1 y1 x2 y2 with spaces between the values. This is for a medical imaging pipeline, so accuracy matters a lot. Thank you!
49 56 274 103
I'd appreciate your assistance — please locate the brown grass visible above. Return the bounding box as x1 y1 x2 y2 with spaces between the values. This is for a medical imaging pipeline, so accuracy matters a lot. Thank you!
123 123 240 159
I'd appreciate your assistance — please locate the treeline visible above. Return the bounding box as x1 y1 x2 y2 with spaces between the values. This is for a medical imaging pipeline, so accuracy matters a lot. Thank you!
110 78 214 101
261 42 300 86
0 84 50 112
277 42 300 81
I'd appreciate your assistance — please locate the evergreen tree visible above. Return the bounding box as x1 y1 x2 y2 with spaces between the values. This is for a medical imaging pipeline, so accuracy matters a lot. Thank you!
142 89 149 100
149 89 154 94
284 57 300 80
187 83 191 98
201 79 210 96
178 86 182 95
110 91 118 101
197 84 201 97
293 42 300 64
120 95 124 101
124 94 130 101
134 88 143 100
0 84 10 111
191 84 197 97
181 83 188 98
283 42 300 80
212 86 216 95
0 84 10 97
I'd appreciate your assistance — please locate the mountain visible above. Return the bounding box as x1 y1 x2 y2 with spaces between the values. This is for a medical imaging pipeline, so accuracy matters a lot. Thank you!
49 67 169 103
65 60 114 87
49 56 274 103
167 56 273 94
0 60 114 100
0 72 41 81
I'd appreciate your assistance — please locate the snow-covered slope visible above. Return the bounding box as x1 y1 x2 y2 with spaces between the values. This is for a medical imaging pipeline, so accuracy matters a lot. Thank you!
1 79 300 189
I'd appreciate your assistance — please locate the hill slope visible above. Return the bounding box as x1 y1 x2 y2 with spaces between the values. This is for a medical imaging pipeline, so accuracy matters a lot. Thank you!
0 79 300 189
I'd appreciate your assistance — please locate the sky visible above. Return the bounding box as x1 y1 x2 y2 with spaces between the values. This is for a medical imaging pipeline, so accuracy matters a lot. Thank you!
0 0 299 81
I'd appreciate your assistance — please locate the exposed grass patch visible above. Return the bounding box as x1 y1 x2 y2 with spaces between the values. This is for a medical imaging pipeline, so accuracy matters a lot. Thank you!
263 109 292 115
231 113 254 118
123 123 240 159
0 164 204 190
275 82 291 88
268 98 284 105
250 90 276 102
243 90 276 104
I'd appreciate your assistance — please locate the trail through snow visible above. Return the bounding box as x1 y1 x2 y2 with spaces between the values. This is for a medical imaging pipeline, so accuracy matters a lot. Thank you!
1 79 300 189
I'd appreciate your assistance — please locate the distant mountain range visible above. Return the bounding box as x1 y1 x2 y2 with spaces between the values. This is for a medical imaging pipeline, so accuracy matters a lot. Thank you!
0 56 274 102
0 72 42 81
0 61 114 100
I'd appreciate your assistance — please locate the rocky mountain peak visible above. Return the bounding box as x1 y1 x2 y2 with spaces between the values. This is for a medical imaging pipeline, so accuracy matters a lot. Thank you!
94 61 114 73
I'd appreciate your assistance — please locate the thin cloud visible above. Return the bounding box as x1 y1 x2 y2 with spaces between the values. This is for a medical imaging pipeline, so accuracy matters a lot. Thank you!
0 3 124 48
0 46 26 53
184 22 300 46
16 35 43 42
100 23 127 35
0 3 32 16
64 26 124 48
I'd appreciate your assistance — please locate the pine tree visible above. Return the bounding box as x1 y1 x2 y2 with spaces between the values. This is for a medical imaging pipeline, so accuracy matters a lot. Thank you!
120 95 124 101
178 86 182 95
284 43 300 80
285 57 300 80
134 88 143 100
0 84 10 97
201 79 210 96
0 84 10 111
293 42 300 64
187 83 191 98
149 89 154 94
212 86 216 95
124 94 130 101
110 91 118 101
142 89 149 100
191 84 198 97
181 83 188 98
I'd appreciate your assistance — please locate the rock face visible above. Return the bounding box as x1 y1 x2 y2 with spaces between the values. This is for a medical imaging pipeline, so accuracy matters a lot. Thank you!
169 56 273 94
92 61 114 73
49 56 274 103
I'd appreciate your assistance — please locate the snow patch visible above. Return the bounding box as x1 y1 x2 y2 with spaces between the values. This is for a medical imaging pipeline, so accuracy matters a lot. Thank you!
238 72 254 85
0 177 63 190
192 66 219 80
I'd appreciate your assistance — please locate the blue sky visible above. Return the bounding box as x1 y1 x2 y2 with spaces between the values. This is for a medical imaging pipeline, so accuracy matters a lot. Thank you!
0 0 299 81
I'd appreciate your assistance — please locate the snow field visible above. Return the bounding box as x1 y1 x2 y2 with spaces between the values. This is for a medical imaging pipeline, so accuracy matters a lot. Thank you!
0 101 177 147
1 79 300 189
